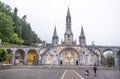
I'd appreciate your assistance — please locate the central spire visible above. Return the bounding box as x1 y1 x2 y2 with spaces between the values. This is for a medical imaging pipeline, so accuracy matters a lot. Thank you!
62 7 76 45
66 7 71 23
65 7 72 32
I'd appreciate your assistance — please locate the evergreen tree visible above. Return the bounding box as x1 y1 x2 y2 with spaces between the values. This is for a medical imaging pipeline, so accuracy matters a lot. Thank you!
13 7 22 38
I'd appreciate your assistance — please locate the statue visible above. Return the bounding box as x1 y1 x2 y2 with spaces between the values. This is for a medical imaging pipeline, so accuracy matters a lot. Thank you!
33 54 39 65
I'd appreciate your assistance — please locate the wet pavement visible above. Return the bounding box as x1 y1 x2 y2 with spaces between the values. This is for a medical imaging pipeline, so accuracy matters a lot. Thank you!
61 70 84 79
76 69 120 79
0 68 119 79
0 69 64 79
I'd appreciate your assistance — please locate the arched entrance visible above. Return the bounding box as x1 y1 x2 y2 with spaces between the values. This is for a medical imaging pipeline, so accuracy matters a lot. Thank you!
27 50 37 64
15 49 25 65
6 49 12 64
102 50 114 67
117 51 120 70
60 48 79 65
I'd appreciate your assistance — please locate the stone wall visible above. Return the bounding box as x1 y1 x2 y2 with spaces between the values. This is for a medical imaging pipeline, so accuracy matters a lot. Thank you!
0 64 12 70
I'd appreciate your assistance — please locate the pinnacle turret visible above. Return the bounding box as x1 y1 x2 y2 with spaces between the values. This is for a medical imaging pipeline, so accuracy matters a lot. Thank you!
52 26 58 38
80 25 85 38
52 26 58 45
79 25 86 46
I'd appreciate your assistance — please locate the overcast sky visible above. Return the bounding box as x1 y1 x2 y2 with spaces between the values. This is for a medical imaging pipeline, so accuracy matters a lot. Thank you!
1 0 120 46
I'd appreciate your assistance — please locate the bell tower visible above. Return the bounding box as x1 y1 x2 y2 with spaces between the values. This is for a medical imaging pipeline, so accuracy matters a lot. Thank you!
63 8 74 45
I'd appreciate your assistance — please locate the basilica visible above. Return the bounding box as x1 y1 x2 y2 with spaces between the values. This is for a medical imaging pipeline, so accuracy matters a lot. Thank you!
40 8 99 66
5 8 120 69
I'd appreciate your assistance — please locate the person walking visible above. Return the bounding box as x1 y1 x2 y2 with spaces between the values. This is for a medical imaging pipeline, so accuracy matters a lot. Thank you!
93 64 97 76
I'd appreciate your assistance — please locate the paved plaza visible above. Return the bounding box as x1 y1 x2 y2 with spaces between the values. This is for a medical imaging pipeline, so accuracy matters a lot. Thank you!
76 69 120 79
0 67 120 79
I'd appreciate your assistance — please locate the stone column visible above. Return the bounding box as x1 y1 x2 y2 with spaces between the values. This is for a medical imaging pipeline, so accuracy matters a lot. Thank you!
11 51 15 65
74 57 76 65
39 54 41 65
36 50 41 65
98 55 101 66
41 55 43 64
24 50 28 65
53 51 56 65
82 54 85 65
114 51 119 70
62 57 64 65
88 54 91 65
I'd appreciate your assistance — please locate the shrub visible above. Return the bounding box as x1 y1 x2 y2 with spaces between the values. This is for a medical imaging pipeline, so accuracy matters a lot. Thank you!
0 47 8 63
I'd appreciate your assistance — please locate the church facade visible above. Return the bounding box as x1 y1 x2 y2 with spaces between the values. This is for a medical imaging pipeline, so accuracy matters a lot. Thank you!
40 8 99 66
5 8 120 69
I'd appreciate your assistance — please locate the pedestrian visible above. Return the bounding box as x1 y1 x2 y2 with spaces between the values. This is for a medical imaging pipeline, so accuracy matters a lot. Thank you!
93 64 97 76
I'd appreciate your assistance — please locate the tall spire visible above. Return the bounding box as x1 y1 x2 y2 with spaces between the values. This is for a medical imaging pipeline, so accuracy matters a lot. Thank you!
66 7 71 22
67 7 70 16
62 7 76 45
52 26 58 38
80 25 85 38
65 7 72 33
